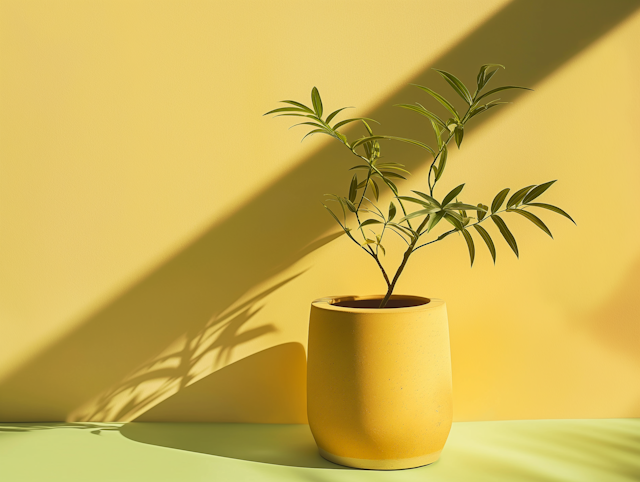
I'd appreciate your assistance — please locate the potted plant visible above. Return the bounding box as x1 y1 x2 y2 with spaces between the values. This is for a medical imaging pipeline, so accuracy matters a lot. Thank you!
265 64 574 470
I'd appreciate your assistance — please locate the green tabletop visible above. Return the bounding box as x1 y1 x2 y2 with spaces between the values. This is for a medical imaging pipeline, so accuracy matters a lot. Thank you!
1 419 638 481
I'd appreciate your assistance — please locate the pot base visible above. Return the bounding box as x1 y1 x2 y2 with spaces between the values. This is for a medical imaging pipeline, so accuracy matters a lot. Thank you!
319 448 442 470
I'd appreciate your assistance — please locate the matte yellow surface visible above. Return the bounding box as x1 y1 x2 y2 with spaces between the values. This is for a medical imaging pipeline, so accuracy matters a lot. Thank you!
0 420 638 481
2 1 640 423
307 296 452 468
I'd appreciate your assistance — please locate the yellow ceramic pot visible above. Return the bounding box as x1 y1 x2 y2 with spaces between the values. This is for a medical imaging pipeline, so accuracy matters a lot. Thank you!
307 295 453 470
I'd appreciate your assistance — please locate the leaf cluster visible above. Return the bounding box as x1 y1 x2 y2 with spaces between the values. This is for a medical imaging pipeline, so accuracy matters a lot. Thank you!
265 64 573 305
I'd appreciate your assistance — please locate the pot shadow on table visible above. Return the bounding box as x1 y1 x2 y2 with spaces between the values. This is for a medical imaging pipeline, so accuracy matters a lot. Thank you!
120 423 346 469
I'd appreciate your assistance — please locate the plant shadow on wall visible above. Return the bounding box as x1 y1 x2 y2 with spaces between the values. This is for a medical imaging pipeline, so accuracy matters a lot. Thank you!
0 0 638 422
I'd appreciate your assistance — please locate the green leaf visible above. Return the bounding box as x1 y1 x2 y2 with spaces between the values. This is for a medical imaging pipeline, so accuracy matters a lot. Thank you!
349 174 358 203
344 198 357 212
481 69 500 90
410 84 460 120
433 69 473 104
289 121 327 130
411 191 441 207
311 87 323 117
388 222 418 239
369 179 380 201
527 203 575 224
507 185 535 208
326 106 353 124
378 171 406 180
507 209 553 238
477 64 505 90
473 224 496 263
333 117 380 130
322 203 344 229
301 128 334 142
325 193 346 220
443 184 465 206
461 228 476 267
435 145 448 182
444 212 465 230
396 195 432 208
349 164 371 171
431 120 443 149
447 202 487 212
378 244 386 256
395 104 446 128
477 203 488 221
359 218 382 228
264 106 312 116
476 85 533 102
388 202 397 221
280 100 315 114
454 126 464 149
426 210 446 232
491 188 510 213
523 180 556 204
491 215 519 258
377 163 411 175
397 206 441 224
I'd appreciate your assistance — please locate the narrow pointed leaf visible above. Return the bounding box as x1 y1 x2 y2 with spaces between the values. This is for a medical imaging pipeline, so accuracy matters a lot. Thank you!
311 87 323 117
435 145 448 182
349 164 371 171
431 120 443 149
301 128 334 142
507 185 535 208
443 184 465 206
491 215 518 257
444 213 464 230
527 203 575 224
491 188 510 213
427 210 446 232
454 126 464 148
477 203 488 221
461 228 475 266
326 106 353 124
322 204 345 228
264 107 312 116
280 100 315 113
476 85 532 102
395 104 446 128
369 179 380 201
396 196 432 208
398 207 441 224
348 174 358 202
359 219 382 228
433 69 473 104
473 224 496 263
411 84 460 120
447 202 487 212
379 171 406 180
289 121 327 130
411 191 441 207
388 202 397 221
523 180 556 204
507 209 553 238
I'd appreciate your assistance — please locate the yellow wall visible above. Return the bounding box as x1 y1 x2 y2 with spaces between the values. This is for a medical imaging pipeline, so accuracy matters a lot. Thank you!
1 0 639 422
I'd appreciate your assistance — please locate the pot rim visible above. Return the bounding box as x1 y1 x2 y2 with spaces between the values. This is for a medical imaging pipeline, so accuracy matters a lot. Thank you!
312 294 444 313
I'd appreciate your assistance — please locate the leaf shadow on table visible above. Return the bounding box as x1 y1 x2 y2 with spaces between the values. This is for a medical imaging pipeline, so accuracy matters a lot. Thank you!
120 422 348 469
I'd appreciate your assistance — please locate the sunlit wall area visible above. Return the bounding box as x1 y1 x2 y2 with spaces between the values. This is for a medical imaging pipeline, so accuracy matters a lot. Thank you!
1 0 639 422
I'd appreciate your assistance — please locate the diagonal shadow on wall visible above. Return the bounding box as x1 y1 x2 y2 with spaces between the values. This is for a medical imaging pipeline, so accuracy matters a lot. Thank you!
1 0 638 422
